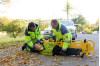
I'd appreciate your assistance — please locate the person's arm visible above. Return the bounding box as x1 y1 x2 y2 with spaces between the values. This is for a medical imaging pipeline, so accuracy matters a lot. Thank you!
61 33 71 55
51 28 57 40
60 25 71 55
25 28 36 50
37 27 41 44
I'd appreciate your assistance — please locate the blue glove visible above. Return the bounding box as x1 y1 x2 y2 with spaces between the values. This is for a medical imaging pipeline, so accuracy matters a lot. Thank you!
61 50 66 54
37 40 41 44
33 46 36 50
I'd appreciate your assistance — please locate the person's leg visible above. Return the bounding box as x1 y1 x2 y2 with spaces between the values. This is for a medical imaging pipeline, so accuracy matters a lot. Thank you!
67 48 78 52
53 45 82 56
52 45 62 56
26 44 39 52
66 51 77 55
66 48 82 55
22 43 27 50
54 45 62 51
26 44 34 52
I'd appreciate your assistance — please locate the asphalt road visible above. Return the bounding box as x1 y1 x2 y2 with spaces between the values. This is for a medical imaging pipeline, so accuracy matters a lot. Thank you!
33 34 99 66
0 34 99 66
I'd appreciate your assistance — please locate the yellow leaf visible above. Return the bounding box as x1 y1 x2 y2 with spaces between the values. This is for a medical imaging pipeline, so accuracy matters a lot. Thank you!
95 60 97 62
35 64 37 66
39 62 42 65
79 58 82 60
91 60 94 62
66 62 68 63
86 64 89 66
71 62 72 63
63 62 65 63
96 55 99 58
77 64 80 66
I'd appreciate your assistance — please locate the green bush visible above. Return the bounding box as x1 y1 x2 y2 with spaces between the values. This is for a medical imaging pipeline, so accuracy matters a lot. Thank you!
2 19 26 38
77 24 99 34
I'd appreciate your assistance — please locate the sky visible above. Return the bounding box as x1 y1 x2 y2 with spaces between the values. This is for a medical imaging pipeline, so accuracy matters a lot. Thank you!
1 0 100 24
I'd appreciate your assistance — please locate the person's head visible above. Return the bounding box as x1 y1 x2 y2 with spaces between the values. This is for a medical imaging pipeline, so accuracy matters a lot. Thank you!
51 19 58 29
29 22 36 31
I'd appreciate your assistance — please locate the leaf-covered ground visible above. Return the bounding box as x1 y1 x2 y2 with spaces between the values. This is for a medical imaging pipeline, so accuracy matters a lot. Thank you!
0 42 99 66
0 34 99 66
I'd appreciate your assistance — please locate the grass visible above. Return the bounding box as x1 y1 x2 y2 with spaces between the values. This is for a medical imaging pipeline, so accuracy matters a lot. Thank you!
0 30 44 49
0 38 25 49
0 37 25 43
0 35 44 49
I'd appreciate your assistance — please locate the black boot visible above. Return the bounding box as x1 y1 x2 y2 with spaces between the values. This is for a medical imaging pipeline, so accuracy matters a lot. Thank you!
22 43 27 50
77 48 82 55
77 48 82 52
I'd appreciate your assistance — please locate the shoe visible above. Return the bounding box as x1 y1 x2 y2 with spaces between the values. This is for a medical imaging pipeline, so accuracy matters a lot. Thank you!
22 43 27 50
77 48 82 55
77 48 82 52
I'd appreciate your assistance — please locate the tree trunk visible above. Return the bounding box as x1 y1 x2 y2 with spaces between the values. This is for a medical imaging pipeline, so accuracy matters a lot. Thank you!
67 0 69 20
67 13 69 20
14 36 16 38
13 32 16 38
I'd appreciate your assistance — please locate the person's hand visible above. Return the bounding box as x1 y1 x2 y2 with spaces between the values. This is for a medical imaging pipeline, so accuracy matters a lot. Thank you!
35 48 39 50
37 43 41 46
60 50 66 56
34 44 40 50
49 38 53 42
60 52 66 55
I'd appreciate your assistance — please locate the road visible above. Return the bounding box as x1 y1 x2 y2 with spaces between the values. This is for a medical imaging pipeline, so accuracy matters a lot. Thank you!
34 34 99 66
0 34 99 66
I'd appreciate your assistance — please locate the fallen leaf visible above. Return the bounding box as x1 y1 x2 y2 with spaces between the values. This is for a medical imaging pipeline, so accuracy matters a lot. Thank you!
93 64 96 65
77 64 80 66
71 62 72 63
39 62 42 65
33 62 36 64
91 60 94 62
74 58 76 60
71 58 73 60
62 58 64 60
52 61 59 62
95 60 97 62
55 55 58 58
86 64 89 66
79 58 82 60
57 62 62 65
23 61 27 64
66 62 68 63
80 64 84 66
55 64 58 66
47 64 51 65
37 58 40 60
63 62 65 63
77 58 79 60
96 55 99 58
35 64 37 66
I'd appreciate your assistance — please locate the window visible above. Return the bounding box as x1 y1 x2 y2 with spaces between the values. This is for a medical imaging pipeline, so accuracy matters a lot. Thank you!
59 20 73 26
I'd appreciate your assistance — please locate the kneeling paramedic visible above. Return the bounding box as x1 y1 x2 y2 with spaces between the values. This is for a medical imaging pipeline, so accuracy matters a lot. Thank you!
22 22 41 52
51 19 72 55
